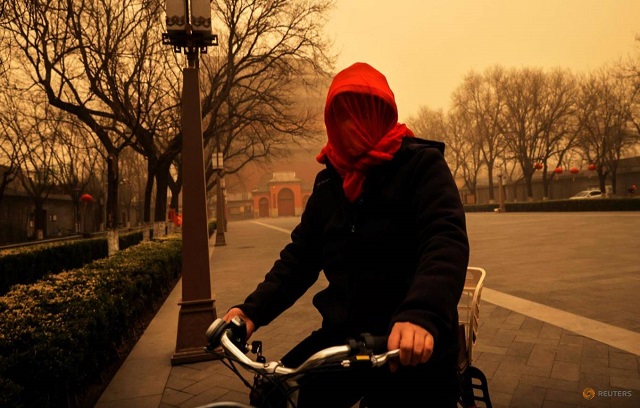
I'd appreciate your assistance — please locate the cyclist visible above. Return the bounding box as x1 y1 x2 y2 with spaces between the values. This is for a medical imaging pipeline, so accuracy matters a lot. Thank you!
224 62 468 407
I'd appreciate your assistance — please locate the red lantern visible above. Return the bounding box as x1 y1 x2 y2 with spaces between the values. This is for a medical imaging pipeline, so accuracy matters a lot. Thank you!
588 163 596 171
80 193 94 203
533 163 543 170
553 167 563 174
569 167 579 175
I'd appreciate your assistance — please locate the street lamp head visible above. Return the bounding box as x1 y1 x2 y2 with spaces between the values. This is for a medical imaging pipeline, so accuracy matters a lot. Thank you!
163 0 218 54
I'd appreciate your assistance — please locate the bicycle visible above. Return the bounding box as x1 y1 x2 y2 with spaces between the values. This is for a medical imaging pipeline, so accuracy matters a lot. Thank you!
199 266 493 408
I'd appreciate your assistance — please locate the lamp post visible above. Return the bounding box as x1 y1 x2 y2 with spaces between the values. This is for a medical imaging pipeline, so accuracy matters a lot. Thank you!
212 151 226 246
497 172 506 213
163 0 219 365
72 187 81 234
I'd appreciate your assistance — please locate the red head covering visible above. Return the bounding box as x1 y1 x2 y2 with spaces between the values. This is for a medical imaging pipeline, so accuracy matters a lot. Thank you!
317 62 414 202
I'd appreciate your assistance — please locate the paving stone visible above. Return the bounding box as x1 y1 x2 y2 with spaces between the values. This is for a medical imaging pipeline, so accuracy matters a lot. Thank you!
170 365 210 382
559 332 585 346
610 375 640 391
580 357 609 375
608 367 640 379
476 351 507 363
555 343 583 364
544 388 582 405
179 388 237 408
582 341 609 360
539 323 563 340
576 391 612 408
162 388 194 406
489 331 518 348
609 351 639 370
165 375 198 391
520 374 580 393
476 344 509 355
579 372 610 392
542 400 577 408
520 318 544 336
507 341 535 358
527 344 556 369
510 383 546 408
504 312 526 327
489 370 522 394
551 361 581 382
607 395 640 408
514 335 560 345
488 390 513 407
497 355 528 375
475 358 500 380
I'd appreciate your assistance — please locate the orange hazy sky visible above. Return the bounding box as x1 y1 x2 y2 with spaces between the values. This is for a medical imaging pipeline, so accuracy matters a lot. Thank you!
325 0 640 121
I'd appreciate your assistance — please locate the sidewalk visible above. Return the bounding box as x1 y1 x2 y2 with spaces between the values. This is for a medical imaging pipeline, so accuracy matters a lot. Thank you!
96 216 640 408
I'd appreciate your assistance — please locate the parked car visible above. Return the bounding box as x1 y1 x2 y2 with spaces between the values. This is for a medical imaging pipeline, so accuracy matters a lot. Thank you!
569 189 602 199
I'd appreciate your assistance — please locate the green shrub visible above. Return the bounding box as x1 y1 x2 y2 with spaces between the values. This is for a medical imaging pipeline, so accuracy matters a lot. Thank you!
464 197 640 212
0 231 146 295
0 236 182 407
0 238 108 295
119 230 143 250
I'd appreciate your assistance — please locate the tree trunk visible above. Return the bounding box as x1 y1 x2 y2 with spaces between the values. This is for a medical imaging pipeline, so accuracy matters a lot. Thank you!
143 158 156 223
106 153 119 230
611 172 617 195
33 199 45 240
525 174 534 201
154 159 172 222
486 167 495 202
598 172 607 196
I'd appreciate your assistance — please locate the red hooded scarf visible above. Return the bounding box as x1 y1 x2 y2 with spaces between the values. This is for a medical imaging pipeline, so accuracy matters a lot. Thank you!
317 63 414 202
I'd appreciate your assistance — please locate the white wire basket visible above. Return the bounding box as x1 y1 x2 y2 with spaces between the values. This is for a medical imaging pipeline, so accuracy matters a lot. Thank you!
457 266 486 368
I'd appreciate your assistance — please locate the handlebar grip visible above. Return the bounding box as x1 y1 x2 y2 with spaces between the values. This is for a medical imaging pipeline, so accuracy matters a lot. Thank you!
204 317 248 353
360 333 388 354
205 318 228 346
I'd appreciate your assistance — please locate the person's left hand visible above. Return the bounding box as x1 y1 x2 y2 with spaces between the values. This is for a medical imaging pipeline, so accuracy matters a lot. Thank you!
387 321 434 373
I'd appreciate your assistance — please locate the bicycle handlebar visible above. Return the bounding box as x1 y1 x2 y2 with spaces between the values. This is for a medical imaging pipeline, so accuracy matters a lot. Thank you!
205 317 399 377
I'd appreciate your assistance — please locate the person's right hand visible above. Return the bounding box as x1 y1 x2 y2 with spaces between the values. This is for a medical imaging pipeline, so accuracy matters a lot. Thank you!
223 307 256 339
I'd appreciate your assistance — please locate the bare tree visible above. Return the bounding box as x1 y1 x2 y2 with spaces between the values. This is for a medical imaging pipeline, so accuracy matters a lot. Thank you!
198 0 334 188
49 114 100 233
445 108 483 200
620 37 640 149
498 67 578 200
407 106 482 199
407 106 461 178
1 0 168 229
575 68 636 195
0 84 26 203
15 102 62 239
451 67 507 202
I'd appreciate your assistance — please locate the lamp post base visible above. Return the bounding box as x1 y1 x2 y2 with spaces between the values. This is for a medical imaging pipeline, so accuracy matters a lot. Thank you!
214 230 226 246
171 298 218 365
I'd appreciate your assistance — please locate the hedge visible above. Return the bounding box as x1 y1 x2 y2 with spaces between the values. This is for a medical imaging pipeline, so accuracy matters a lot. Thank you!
464 197 640 213
0 231 144 296
0 235 181 408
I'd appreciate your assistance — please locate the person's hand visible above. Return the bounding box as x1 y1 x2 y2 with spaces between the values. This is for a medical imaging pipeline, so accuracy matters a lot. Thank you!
387 321 434 373
223 307 256 340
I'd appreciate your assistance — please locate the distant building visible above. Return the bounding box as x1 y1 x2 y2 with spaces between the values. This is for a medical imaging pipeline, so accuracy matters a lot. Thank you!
224 192 254 221
251 172 312 218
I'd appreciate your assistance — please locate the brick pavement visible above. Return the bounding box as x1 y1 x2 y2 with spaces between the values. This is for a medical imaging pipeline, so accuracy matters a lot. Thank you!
97 215 640 408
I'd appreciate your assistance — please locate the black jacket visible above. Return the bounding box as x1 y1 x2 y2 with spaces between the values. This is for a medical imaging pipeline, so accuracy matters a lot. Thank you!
238 137 469 359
